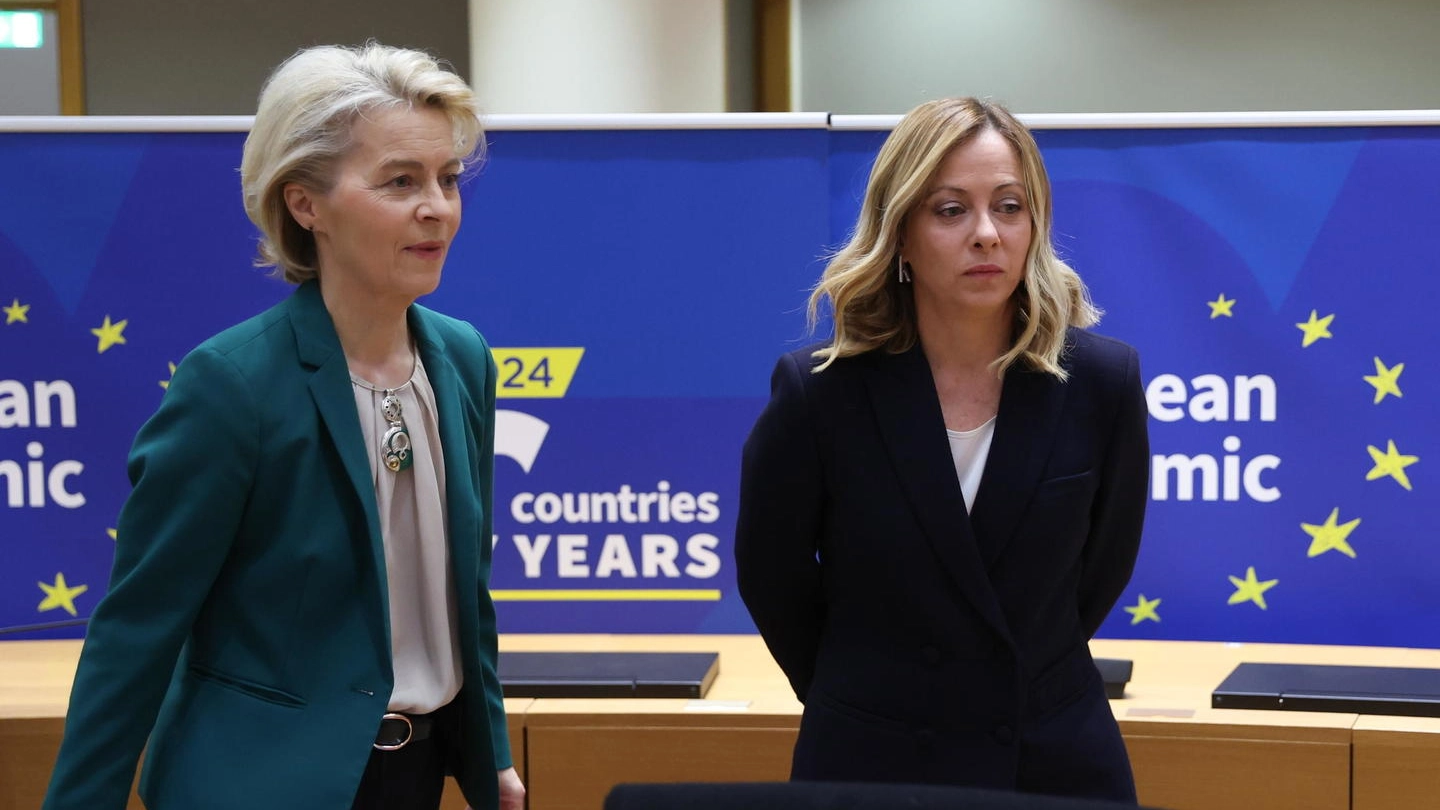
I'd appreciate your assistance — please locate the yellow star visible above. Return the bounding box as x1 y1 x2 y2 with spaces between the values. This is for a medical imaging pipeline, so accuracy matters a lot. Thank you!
1367 440 1419 490
37 573 89 617
107 528 118 541
1295 310 1334 347
1363 357 1404 404
3 298 29 324
91 315 128 353
1123 594 1162 624
159 361 177 390
1207 293 1235 319
1302 508 1361 558
1227 566 1279 610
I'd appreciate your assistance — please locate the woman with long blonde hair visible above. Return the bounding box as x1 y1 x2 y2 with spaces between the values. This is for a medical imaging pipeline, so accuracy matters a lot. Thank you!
736 97 1147 803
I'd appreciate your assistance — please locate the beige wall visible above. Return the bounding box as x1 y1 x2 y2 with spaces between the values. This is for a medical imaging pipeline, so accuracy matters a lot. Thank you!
81 0 470 115
795 0 1440 114
42 0 1440 116
469 0 729 114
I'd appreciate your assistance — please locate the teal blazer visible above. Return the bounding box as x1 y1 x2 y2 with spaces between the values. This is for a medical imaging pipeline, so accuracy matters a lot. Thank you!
43 282 509 810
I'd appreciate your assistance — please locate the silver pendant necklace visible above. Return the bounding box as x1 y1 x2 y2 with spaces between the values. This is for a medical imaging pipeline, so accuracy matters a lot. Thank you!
352 351 418 473
378 388 413 472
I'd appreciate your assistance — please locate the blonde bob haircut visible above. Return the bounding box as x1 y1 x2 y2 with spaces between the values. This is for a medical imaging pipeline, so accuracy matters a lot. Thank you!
240 42 484 284
809 97 1099 379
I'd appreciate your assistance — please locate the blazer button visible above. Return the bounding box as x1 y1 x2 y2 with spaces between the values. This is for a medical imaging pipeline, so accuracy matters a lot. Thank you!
920 645 941 666
992 725 1015 745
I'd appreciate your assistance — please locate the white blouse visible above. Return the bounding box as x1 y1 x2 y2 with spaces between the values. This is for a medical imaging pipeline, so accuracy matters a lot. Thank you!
946 416 997 513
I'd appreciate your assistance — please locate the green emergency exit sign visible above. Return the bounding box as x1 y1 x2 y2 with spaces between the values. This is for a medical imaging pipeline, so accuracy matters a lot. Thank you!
0 11 44 48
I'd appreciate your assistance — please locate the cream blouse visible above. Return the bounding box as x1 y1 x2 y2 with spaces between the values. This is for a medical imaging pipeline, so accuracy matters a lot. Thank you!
351 355 462 713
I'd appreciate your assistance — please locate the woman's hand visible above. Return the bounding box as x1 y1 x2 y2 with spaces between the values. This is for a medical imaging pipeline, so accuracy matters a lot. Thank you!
463 768 525 810
497 766 526 810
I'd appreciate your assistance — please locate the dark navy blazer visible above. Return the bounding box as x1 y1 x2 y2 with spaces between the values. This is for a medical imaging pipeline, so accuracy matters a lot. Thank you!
735 328 1148 802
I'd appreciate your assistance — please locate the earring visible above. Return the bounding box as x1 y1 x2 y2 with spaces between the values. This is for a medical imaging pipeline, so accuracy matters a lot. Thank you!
897 254 911 284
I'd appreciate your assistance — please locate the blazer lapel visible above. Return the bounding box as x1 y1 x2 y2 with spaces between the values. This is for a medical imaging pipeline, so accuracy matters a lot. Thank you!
288 283 389 612
409 311 482 623
864 347 1013 644
968 362 1070 569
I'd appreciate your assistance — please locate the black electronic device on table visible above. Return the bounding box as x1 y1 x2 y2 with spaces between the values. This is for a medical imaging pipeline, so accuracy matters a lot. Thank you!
1094 657 1133 699
497 651 720 699
1212 662 1440 717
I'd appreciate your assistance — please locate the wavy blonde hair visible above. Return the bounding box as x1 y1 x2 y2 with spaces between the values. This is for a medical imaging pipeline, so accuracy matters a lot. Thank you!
809 97 1098 378
240 42 484 284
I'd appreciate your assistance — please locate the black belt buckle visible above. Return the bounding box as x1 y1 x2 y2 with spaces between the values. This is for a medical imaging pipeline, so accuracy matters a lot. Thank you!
374 712 414 751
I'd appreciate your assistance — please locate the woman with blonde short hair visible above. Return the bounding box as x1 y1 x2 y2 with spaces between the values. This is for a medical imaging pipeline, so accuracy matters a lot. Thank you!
44 43 523 810
736 97 1148 803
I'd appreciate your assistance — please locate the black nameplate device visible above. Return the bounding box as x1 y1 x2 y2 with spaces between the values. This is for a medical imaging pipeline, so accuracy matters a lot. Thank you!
1095 657 1133 699
498 651 720 699
1213 662 1440 717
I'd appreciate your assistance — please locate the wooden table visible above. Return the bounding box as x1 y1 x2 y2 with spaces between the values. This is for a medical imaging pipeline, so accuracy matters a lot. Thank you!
0 639 526 810
0 640 141 810
1092 640 1440 810
10 636 1440 810
1093 639 1354 810
500 635 801 810
1351 714 1440 810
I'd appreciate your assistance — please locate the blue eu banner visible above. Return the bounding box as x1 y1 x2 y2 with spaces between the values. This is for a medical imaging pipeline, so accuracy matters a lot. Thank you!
3 119 1437 644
